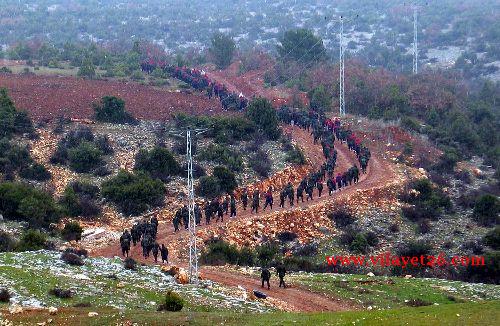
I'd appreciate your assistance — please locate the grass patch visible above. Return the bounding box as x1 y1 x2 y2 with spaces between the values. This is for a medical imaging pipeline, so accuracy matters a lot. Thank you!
2 301 500 325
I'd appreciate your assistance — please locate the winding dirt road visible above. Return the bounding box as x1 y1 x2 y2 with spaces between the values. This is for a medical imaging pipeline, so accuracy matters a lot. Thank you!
95 120 395 311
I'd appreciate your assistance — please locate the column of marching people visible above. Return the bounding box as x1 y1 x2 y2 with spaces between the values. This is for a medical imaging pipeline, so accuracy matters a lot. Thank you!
119 106 371 264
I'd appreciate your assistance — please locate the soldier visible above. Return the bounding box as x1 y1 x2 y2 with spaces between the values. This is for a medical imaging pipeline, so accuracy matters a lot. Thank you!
120 230 131 257
181 205 189 229
152 242 160 263
230 195 237 217
279 189 286 208
150 216 159 237
296 185 304 203
216 201 224 222
251 189 260 213
352 165 360 183
223 196 229 215
194 203 202 225
241 189 248 210
317 180 324 197
306 181 314 201
263 187 273 211
261 267 271 290
360 156 368 174
160 244 169 264
173 209 181 232
204 200 212 225
276 263 287 288
131 224 139 246
342 172 348 188
327 177 336 195
141 234 149 258
336 173 343 191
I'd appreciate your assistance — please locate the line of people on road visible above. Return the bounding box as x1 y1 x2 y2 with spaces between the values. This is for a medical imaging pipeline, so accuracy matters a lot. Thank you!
119 217 169 264
141 60 248 111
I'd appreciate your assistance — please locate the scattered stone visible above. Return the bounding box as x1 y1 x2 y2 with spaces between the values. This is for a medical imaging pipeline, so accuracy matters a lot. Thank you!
88 312 99 317
367 272 375 277
8 305 23 314
48 307 58 315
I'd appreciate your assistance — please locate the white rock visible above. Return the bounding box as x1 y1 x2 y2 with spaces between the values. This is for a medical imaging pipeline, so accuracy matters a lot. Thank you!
367 306 373 310
366 272 375 277
404 275 413 279
8 305 23 314
88 312 99 317
48 307 58 315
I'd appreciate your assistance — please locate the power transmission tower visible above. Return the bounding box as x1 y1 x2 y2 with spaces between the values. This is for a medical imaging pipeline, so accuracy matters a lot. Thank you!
338 14 357 116
185 128 208 284
169 127 208 285
339 16 345 117
186 129 198 284
413 7 418 74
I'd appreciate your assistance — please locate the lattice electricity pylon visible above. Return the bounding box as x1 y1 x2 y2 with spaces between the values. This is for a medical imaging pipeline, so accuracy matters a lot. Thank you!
186 128 208 284
338 14 357 117
413 7 418 74
339 16 345 117
168 126 208 285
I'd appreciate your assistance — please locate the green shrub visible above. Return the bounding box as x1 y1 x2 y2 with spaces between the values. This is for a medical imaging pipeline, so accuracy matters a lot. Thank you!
198 144 243 172
464 251 499 284
60 187 83 217
401 116 421 132
68 141 104 173
484 227 500 250
237 247 256 266
134 146 181 182
473 194 500 226
69 181 100 199
0 182 61 228
327 206 355 228
102 170 166 216
349 234 369 253
212 166 237 194
283 256 315 272
16 229 47 251
0 88 35 139
249 150 272 178
245 97 281 140
19 163 51 181
200 240 240 265
61 222 83 242
196 176 221 198
93 96 136 124
0 138 35 177
256 243 280 265
0 231 17 252
157 291 184 312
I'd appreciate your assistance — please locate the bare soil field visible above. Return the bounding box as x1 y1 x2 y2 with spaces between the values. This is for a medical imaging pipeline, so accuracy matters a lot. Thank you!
0 74 223 121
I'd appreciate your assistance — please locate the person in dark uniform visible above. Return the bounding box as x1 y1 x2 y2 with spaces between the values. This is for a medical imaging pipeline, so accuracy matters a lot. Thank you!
230 195 237 217
261 267 271 290
276 263 287 288
279 189 286 208
296 185 304 203
317 180 323 197
160 244 169 264
241 188 248 210
251 189 260 213
152 242 160 263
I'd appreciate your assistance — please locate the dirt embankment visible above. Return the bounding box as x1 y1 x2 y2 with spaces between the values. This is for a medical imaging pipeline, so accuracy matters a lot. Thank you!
0 74 223 121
